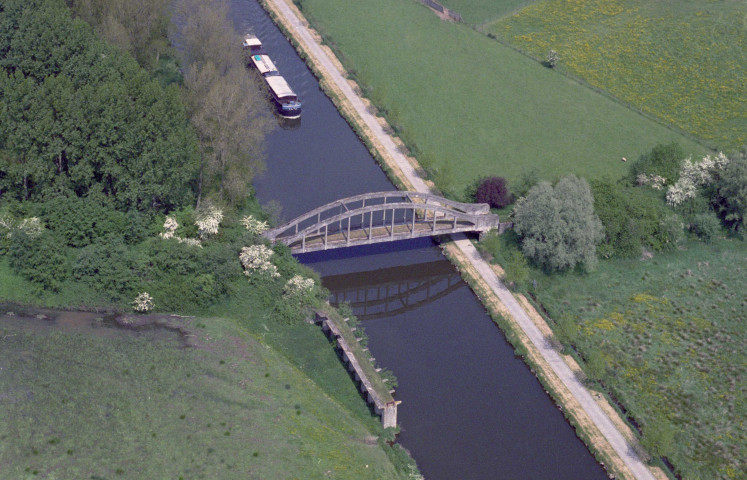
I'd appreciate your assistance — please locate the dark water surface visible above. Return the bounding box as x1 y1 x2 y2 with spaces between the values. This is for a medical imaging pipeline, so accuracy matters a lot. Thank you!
230 1 607 478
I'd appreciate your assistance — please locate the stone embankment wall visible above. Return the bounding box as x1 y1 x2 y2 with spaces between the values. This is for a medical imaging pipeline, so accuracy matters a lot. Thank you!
314 311 398 428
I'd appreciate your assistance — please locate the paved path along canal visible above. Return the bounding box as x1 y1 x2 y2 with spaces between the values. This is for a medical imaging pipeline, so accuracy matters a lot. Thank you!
261 1 657 478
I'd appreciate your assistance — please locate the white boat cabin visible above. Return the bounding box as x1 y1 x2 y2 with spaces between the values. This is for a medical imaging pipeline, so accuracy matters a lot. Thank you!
242 34 263 54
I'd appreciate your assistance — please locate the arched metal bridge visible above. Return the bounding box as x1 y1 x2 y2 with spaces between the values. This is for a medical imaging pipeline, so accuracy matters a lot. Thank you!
262 191 504 253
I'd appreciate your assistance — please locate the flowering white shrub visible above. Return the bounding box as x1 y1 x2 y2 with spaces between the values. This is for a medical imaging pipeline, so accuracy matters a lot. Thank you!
195 205 223 238
132 292 154 313
159 216 179 239
0 215 44 238
158 216 201 246
240 215 269 235
239 245 279 278
636 173 667 190
665 179 698 206
0 214 15 237
283 275 315 301
666 152 729 206
547 49 559 68
19 217 43 237
177 237 202 248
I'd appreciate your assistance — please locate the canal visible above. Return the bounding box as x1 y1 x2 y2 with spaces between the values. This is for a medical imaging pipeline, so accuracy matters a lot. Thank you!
232 0 608 478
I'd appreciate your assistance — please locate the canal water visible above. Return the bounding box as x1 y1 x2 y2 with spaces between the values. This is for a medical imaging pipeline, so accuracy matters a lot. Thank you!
232 1 608 478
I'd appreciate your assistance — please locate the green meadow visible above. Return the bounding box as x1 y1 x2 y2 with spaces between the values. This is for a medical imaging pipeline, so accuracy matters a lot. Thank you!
486 0 747 151
529 238 747 479
0 311 410 480
295 0 704 196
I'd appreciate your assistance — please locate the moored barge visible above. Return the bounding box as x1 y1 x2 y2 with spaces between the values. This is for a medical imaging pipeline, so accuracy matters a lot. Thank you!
243 34 302 119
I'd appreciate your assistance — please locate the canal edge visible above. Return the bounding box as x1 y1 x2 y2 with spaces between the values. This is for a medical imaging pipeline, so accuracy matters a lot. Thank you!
256 1 663 478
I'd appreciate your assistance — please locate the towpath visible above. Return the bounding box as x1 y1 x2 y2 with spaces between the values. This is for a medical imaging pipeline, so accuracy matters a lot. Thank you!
263 1 658 478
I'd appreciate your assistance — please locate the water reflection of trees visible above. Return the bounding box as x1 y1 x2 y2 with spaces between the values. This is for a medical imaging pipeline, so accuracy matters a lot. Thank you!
323 260 462 321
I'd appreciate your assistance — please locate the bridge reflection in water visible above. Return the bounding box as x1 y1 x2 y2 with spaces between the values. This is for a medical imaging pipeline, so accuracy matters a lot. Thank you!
324 260 462 321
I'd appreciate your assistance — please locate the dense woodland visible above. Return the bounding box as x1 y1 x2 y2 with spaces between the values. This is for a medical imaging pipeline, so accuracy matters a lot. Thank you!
0 0 314 318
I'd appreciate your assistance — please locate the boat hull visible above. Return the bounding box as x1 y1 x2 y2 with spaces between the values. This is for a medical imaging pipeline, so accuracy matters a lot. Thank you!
276 102 302 119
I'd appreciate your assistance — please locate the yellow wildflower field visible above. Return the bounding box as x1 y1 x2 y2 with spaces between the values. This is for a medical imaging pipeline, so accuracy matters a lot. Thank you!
488 0 746 150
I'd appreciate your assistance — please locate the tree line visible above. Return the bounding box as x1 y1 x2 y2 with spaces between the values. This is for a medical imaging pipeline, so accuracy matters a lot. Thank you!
476 142 747 278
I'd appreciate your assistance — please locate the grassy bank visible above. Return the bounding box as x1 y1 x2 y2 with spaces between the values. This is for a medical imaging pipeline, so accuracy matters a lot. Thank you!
481 236 746 480
0 311 410 479
485 0 746 151
294 0 704 196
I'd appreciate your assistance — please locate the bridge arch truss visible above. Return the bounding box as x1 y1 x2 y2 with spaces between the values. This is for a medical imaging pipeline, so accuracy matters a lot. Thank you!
262 191 503 253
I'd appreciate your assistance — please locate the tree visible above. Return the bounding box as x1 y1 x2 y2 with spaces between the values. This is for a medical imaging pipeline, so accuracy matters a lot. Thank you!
475 176 512 209
546 49 559 68
68 0 170 68
513 175 604 271
175 0 271 207
713 150 747 232
174 0 242 75
184 63 270 206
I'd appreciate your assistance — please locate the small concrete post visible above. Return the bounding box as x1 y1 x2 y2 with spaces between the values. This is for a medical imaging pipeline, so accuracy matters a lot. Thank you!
411 206 416 236
382 402 397 429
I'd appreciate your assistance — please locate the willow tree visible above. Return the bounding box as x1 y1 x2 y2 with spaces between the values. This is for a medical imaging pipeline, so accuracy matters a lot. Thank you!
513 175 604 271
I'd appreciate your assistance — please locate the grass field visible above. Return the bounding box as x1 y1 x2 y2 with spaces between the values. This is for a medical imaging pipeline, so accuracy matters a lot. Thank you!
486 0 747 151
296 0 704 197
522 238 746 479
0 311 410 480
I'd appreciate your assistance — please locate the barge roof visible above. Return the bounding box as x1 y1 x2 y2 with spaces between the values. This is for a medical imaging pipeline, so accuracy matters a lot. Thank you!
251 54 278 75
265 75 296 99
243 34 262 49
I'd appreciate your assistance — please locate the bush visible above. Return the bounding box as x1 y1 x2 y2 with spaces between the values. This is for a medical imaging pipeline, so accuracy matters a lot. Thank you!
73 239 138 300
546 49 559 68
8 230 70 292
478 230 528 288
513 168 540 199
629 142 685 187
651 214 684 251
40 196 142 248
591 179 686 257
689 212 721 242
134 238 223 311
475 176 512 209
